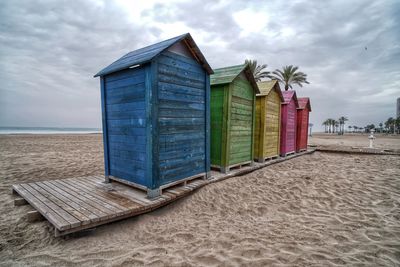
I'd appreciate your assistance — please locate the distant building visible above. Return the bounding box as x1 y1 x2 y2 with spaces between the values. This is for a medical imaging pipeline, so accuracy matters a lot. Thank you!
397 97 400 118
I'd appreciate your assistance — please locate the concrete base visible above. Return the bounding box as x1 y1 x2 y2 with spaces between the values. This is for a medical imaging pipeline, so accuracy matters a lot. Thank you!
220 166 229 174
256 157 265 163
147 188 161 199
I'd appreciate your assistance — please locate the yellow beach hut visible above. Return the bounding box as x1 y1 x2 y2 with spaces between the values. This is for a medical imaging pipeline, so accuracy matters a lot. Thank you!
253 80 284 162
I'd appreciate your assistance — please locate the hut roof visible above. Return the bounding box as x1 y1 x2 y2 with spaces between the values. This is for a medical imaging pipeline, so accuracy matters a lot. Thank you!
256 80 284 101
94 33 213 77
297 97 312 111
210 64 260 94
281 90 299 108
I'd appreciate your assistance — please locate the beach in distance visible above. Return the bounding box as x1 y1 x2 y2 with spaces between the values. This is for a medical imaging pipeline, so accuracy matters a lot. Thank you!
0 133 399 266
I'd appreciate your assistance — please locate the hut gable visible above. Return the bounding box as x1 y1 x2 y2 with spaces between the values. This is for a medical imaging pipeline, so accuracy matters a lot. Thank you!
210 64 260 94
210 64 244 85
167 40 194 58
281 90 299 107
94 33 213 77
297 97 312 111
256 80 284 101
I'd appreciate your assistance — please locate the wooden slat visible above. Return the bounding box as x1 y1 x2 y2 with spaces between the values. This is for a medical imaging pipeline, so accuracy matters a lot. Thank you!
13 184 71 230
41 180 101 223
87 176 152 206
57 177 125 215
58 179 127 217
27 183 82 228
57 179 122 219
177 187 190 193
20 183 78 229
182 186 193 191
73 176 145 209
162 192 177 200
185 183 197 189
74 177 145 211
14 197 28 206
164 189 182 196
36 181 93 224
100 76 110 178
26 210 45 222
58 177 141 216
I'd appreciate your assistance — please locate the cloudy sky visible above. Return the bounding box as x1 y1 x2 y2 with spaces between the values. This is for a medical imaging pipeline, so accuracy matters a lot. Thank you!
1 0 399 131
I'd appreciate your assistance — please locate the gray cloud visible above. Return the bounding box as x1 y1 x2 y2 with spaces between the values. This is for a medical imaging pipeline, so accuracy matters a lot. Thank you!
0 0 151 127
0 0 399 130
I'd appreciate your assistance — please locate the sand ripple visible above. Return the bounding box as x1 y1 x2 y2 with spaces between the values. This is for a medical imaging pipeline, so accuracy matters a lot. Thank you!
0 135 399 266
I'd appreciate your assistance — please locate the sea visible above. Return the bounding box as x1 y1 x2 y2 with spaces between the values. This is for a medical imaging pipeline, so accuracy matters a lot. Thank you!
0 127 102 135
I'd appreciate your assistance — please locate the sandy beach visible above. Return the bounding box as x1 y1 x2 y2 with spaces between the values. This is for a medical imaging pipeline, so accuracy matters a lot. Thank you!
309 133 400 151
0 133 399 266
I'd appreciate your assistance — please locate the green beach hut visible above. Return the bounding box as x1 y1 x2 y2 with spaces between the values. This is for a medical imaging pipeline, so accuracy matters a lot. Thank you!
210 64 260 173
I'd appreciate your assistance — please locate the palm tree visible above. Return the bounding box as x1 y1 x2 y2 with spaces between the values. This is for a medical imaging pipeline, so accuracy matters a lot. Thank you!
322 119 329 133
379 122 383 133
271 65 310 91
385 117 395 133
365 124 375 133
328 119 334 133
328 118 335 133
338 118 343 134
244 59 273 82
395 117 400 134
326 119 332 133
325 118 334 133
348 125 352 133
338 116 348 135
334 120 339 133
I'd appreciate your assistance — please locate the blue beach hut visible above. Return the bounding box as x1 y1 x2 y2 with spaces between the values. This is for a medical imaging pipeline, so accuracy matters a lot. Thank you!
94 33 213 198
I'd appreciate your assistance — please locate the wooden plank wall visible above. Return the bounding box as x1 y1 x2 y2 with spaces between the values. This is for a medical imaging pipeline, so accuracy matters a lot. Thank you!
205 73 211 177
264 90 281 157
286 99 297 153
145 64 154 188
253 96 264 159
296 108 309 151
221 83 231 168
280 99 297 155
303 109 309 147
228 77 255 165
210 85 225 166
280 104 288 155
155 51 207 187
104 67 148 186
100 77 110 178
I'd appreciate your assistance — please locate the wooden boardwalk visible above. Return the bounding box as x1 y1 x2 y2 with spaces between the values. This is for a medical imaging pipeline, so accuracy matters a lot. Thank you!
316 147 400 156
13 176 207 236
12 149 315 236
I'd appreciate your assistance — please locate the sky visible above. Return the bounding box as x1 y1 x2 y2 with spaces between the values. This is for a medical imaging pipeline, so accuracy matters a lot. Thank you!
0 0 399 131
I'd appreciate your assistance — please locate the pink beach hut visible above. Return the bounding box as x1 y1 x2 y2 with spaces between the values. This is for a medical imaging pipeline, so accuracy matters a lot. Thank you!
296 97 312 152
280 90 299 156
